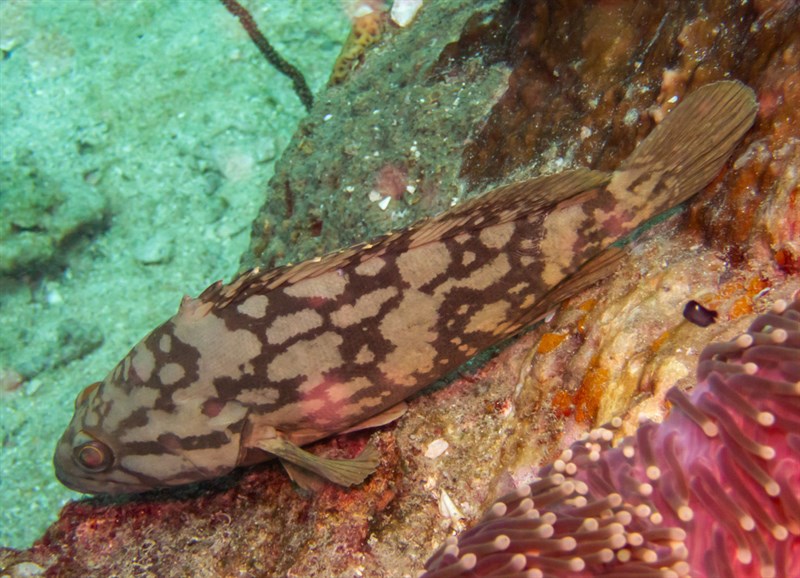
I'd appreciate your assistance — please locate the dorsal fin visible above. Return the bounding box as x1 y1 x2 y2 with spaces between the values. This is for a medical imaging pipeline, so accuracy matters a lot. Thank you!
202 168 611 308
403 168 610 248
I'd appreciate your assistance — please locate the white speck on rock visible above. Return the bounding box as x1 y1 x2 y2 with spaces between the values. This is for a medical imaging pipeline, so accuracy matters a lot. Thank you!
45 287 63 305
425 438 449 459
391 0 423 27
623 108 639 127
2 561 45 577
134 232 174 265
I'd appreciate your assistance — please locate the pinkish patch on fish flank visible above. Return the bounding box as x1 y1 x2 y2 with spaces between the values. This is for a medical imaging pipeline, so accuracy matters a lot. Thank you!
422 296 800 578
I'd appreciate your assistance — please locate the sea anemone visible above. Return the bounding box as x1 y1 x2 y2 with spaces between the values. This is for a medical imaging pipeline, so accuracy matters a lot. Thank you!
422 296 800 578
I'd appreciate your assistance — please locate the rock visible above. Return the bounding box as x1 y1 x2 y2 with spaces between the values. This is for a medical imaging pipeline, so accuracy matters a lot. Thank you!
133 231 175 266
0 557 45 578
12 318 103 379
0 155 108 277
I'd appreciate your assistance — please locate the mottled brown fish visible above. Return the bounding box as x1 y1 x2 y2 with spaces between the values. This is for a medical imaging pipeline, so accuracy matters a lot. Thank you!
54 81 757 495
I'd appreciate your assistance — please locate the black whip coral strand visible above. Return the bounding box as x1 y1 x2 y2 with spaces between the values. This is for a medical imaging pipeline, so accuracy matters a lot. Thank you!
423 295 800 578
220 0 313 111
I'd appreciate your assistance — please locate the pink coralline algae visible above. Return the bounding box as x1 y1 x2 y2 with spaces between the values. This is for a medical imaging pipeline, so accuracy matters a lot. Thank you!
422 297 800 578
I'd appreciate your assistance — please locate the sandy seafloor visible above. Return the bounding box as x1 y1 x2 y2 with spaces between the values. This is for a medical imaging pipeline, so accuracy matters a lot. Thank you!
0 0 348 549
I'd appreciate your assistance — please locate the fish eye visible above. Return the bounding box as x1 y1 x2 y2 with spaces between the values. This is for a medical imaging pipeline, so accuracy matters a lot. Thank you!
73 437 113 473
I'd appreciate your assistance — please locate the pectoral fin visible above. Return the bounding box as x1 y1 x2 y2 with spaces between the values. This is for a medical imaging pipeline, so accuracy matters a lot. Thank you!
280 460 327 492
341 401 408 434
257 437 380 487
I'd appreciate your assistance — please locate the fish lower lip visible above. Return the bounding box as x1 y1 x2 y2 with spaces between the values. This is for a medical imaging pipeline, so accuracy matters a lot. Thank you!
53 468 140 495
54 469 91 494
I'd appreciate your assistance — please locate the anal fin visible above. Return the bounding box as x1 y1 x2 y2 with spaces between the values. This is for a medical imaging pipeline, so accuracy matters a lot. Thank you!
258 437 380 488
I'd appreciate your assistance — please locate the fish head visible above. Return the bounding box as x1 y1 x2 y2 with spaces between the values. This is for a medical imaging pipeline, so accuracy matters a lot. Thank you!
54 316 250 495
53 378 165 495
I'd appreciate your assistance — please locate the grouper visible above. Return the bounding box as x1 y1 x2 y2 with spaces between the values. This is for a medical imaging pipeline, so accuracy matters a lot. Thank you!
54 81 757 495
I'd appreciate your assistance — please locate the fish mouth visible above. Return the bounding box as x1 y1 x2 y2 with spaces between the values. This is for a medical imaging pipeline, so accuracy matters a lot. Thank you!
52 435 225 495
57 473 153 496
53 454 156 495
53 463 109 495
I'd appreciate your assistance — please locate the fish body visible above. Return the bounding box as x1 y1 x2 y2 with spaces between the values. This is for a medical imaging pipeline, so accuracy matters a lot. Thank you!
54 81 757 495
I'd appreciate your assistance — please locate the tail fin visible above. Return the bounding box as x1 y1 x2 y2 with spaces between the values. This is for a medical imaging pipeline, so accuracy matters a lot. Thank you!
609 80 757 212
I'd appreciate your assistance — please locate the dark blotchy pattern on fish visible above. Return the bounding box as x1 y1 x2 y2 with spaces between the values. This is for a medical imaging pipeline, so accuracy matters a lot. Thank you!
54 81 757 495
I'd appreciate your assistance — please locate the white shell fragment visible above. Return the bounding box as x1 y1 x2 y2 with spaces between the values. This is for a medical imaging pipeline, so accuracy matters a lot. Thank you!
390 0 423 27
425 438 449 459
438 489 465 530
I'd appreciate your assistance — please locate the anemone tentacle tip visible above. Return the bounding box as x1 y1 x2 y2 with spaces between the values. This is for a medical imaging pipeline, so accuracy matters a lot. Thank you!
421 296 800 578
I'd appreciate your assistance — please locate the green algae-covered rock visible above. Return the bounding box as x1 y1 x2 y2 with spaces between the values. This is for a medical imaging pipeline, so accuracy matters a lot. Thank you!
0 154 108 276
